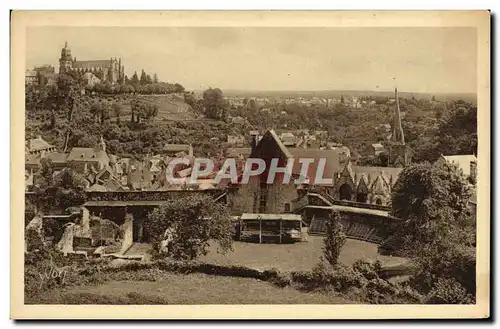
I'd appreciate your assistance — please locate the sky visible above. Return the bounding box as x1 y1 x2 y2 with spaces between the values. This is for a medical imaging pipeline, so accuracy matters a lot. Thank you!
26 27 477 94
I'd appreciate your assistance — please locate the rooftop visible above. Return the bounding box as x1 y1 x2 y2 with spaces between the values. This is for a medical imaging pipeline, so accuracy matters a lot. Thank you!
28 136 55 152
240 213 303 221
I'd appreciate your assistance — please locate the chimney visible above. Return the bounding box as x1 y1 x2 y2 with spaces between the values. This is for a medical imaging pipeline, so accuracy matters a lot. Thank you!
470 160 477 185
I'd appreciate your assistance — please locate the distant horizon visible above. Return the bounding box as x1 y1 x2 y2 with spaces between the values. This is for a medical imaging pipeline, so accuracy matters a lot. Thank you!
193 88 477 95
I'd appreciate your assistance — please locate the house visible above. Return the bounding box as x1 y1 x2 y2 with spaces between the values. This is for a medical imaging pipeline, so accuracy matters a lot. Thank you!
231 116 248 127
280 132 297 147
371 143 385 156
127 161 153 191
163 144 193 157
66 138 110 173
25 70 38 85
82 72 101 87
45 152 69 171
227 135 247 146
26 136 57 155
225 147 252 159
314 130 328 138
25 154 40 173
227 129 403 216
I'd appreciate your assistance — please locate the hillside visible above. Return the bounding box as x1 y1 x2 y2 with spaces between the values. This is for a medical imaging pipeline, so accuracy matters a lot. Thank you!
104 94 198 122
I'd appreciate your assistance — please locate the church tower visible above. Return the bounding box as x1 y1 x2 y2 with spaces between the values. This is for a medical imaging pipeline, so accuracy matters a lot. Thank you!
59 41 73 74
388 88 411 167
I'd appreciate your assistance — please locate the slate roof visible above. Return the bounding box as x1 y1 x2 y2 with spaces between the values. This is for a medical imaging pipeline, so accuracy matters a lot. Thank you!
28 137 55 152
231 116 247 125
45 152 69 164
289 148 344 184
67 147 109 163
72 60 112 69
25 154 40 166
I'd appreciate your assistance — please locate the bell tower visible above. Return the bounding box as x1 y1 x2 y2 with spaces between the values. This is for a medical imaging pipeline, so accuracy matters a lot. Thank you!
388 88 411 167
59 41 73 74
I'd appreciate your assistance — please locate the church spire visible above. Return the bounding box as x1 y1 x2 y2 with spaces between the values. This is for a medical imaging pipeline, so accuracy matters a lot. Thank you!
392 87 405 144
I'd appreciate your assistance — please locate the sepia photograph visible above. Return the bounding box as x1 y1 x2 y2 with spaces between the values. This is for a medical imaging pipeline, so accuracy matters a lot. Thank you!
11 10 490 319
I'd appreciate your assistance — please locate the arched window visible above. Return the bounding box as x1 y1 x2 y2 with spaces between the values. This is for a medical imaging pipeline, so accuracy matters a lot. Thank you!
375 198 383 205
356 193 368 203
339 183 352 201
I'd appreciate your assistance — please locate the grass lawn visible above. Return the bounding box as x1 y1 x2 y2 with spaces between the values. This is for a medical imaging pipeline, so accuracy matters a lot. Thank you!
200 236 407 272
35 272 351 305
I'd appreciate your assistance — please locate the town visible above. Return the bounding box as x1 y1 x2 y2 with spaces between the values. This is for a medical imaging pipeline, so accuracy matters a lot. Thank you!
24 40 478 305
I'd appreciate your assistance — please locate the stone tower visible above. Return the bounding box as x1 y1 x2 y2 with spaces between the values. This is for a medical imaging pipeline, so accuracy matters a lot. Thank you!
59 41 73 74
388 88 411 167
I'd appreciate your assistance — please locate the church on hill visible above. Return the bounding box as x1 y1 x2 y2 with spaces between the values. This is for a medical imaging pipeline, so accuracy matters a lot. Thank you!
58 41 125 84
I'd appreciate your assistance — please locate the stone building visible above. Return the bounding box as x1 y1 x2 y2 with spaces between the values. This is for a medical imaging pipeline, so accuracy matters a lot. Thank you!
228 129 403 216
59 42 124 84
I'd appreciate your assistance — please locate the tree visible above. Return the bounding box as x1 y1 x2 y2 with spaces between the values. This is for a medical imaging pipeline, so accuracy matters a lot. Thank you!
340 94 345 104
131 71 139 84
383 160 473 255
412 100 477 163
145 74 153 85
140 69 148 85
100 102 110 124
112 102 122 123
380 159 476 303
34 167 87 213
145 194 234 261
323 210 346 266
202 87 227 120
90 102 102 123
153 73 159 84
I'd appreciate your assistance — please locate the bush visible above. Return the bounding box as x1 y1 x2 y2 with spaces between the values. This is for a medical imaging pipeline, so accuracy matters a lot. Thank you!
352 259 382 280
291 260 367 293
426 278 475 304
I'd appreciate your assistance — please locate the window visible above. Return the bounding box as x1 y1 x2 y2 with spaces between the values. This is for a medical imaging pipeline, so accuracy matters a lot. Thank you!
339 183 352 201
356 193 368 203
284 203 291 213
375 198 383 205
259 182 268 213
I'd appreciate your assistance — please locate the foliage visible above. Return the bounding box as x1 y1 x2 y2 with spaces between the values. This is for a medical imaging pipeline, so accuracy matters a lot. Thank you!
34 167 87 212
145 194 234 261
203 87 229 121
25 199 37 226
409 241 476 301
426 277 475 304
411 100 477 163
384 160 473 254
352 259 382 280
383 159 476 304
323 210 346 266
